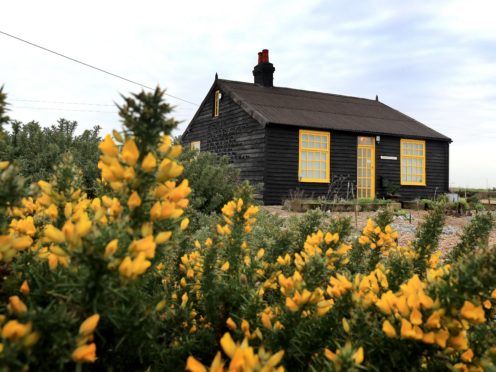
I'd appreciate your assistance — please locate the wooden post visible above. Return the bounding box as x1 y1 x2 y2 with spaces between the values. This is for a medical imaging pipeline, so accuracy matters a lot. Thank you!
354 200 358 229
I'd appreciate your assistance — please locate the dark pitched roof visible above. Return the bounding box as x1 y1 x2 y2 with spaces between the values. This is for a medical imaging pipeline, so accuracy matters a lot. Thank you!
217 79 451 141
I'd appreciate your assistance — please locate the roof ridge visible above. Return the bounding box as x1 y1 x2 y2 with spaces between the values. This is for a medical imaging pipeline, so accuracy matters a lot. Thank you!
216 78 451 142
252 102 418 123
218 79 378 103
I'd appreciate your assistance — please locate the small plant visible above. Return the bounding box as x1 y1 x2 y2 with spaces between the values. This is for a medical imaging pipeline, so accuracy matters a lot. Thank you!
284 188 306 212
386 183 400 196
412 202 446 275
374 208 395 229
447 212 493 262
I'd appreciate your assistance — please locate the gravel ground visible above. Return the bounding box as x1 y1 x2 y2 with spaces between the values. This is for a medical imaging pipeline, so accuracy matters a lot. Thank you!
261 206 496 255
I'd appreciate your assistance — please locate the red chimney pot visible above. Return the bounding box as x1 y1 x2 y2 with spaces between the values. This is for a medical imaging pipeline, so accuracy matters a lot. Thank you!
262 49 269 63
258 52 262 64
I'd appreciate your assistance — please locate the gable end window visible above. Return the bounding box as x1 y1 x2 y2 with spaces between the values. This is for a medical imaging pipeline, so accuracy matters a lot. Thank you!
213 90 220 117
190 141 200 151
400 139 426 186
298 129 330 183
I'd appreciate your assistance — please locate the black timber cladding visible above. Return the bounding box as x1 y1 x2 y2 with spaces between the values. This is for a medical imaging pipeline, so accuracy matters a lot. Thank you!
264 126 449 205
264 125 357 205
375 135 449 200
182 83 265 187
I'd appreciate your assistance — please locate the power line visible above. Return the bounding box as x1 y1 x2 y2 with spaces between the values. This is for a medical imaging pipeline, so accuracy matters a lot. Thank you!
13 105 116 114
12 104 197 115
0 29 199 106
10 99 198 112
11 99 114 107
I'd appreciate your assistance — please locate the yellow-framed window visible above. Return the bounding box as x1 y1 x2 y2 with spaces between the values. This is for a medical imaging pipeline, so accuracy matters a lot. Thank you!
213 90 220 117
298 129 330 183
400 139 426 186
190 141 200 151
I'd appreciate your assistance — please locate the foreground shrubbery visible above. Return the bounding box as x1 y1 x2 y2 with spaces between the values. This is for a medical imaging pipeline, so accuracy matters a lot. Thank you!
0 87 495 371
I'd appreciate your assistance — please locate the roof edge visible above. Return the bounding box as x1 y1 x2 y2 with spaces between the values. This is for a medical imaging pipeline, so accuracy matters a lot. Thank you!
218 80 270 126
180 79 217 139
265 122 452 142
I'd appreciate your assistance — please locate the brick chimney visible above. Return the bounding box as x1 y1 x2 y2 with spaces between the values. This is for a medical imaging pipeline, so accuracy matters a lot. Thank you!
253 49 275 87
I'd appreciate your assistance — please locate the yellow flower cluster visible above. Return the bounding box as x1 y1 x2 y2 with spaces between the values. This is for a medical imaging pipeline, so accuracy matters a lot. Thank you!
0 215 35 262
278 271 334 316
186 332 284 372
324 341 364 371
99 134 190 279
376 273 488 358
358 219 398 254
180 248 204 292
295 230 351 271
0 290 40 352
217 199 259 235
352 267 389 306
72 314 100 363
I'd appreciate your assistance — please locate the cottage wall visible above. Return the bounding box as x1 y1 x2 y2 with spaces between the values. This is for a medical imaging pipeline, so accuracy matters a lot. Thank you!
264 125 357 205
375 135 449 199
264 125 449 205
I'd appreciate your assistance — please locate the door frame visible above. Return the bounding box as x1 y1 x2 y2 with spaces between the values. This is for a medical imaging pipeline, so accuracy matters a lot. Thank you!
357 137 376 199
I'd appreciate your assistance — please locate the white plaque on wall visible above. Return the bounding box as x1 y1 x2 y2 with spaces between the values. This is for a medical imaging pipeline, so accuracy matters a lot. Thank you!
380 156 397 160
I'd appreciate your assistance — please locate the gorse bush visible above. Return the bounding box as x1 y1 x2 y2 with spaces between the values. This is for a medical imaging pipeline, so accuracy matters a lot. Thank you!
0 86 495 371
180 150 241 215
0 119 101 196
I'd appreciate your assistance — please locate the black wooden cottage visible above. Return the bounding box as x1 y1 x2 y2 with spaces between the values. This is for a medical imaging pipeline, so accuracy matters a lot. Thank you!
182 50 451 205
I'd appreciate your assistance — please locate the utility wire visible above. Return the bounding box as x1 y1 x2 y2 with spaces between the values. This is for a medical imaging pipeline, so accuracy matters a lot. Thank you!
12 104 197 115
13 105 116 114
10 99 198 112
11 99 114 107
0 30 199 106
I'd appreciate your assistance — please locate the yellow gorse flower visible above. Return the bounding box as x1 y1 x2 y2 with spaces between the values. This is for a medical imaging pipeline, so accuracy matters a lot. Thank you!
460 301 486 324
72 343 97 363
8 296 27 314
99 134 118 157
141 152 157 172
79 314 100 336
1 320 32 340
127 191 142 209
121 139 139 166
20 280 30 295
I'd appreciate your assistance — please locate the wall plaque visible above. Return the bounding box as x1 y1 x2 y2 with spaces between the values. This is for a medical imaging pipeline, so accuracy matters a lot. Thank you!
380 156 397 160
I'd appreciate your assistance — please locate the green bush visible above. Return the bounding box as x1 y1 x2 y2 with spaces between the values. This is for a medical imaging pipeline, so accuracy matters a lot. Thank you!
0 119 101 196
180 150 241 214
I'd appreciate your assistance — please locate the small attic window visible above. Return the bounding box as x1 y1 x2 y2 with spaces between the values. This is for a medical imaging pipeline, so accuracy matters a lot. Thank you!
190 141 200 151
213 90 220 117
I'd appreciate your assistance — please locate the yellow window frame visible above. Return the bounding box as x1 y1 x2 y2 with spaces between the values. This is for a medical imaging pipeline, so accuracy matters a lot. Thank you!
190 141 201 151
298 129 330 183
357 137 376 199
400 139 426 186
213 90 220 117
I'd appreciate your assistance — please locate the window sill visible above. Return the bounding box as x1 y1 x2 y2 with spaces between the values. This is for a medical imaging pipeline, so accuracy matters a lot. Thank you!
400 182 426 186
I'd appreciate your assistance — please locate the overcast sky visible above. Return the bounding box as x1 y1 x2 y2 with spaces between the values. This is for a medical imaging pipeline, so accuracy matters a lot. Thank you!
1 0 495 188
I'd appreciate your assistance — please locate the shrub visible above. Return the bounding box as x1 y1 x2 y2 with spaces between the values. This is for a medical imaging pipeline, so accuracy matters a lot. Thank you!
1 120 101 196
447 212 494 262
180 149 241 214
